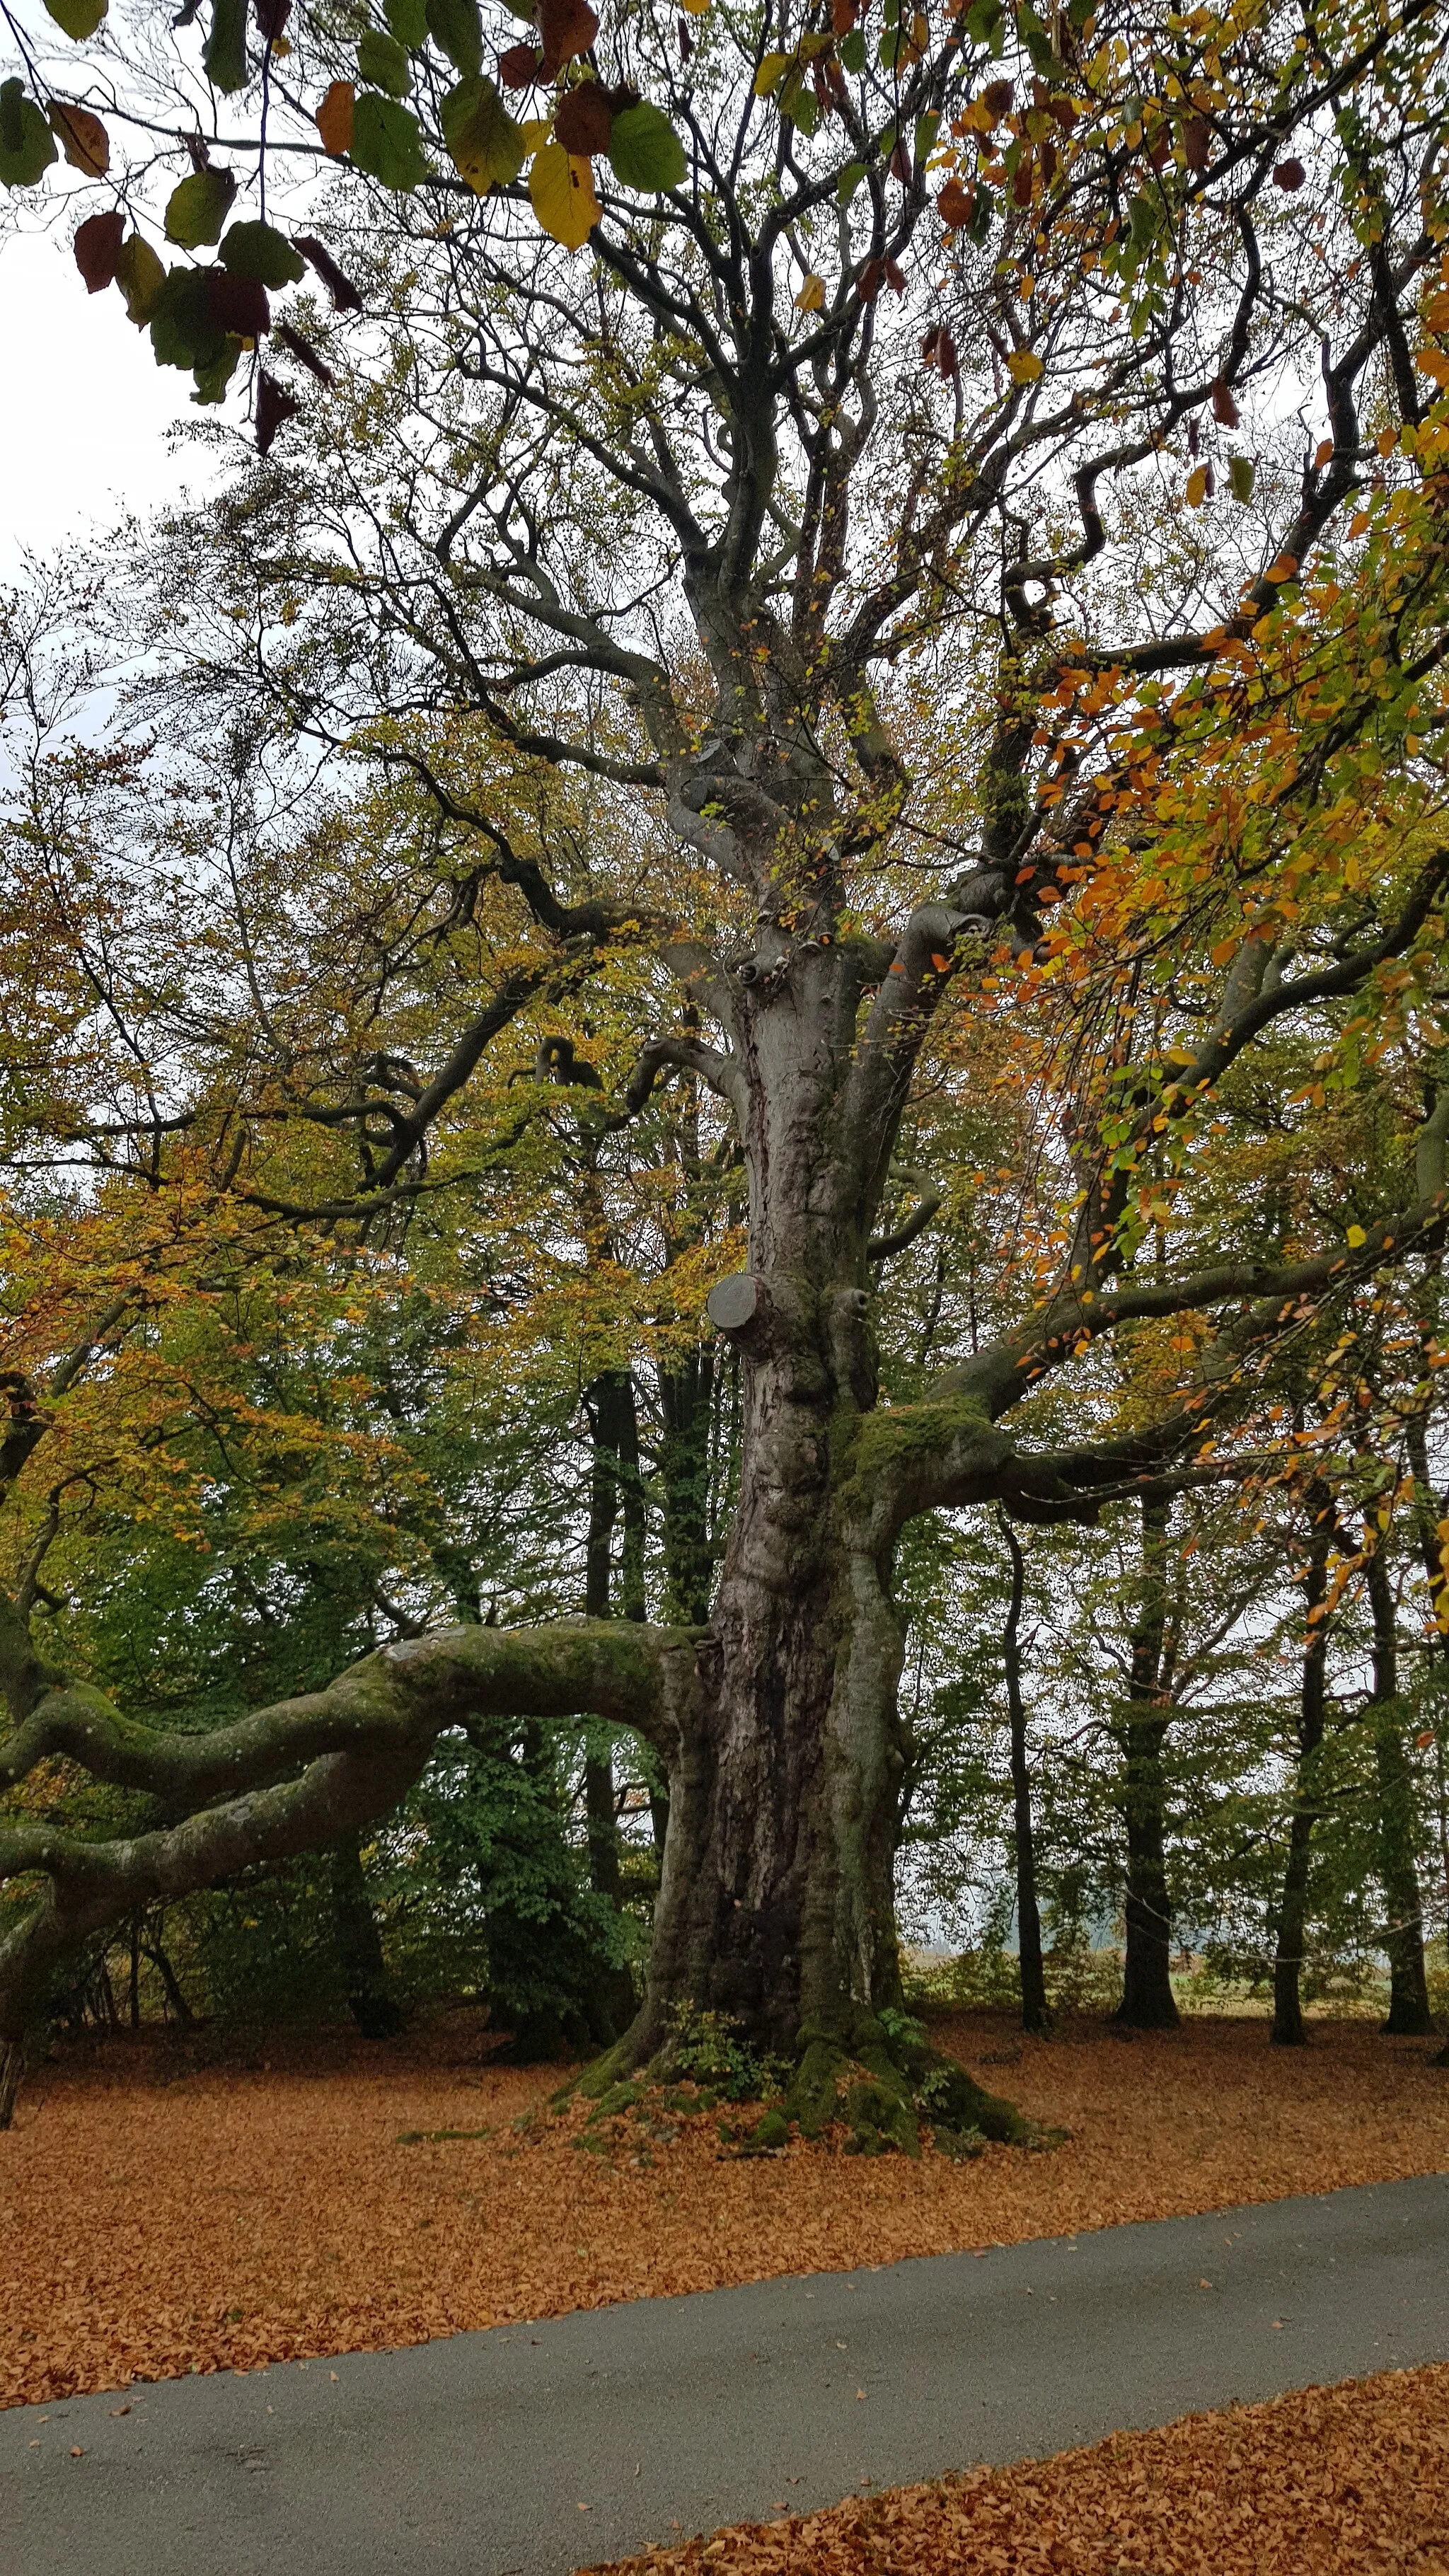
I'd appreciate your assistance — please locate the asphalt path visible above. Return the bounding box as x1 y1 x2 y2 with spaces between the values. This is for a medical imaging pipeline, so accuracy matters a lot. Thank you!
4 2171 1447 2576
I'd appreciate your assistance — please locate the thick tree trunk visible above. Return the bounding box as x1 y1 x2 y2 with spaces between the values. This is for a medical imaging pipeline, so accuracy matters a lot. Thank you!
1272 1494 1332 2047
330 1830 405 2038
1002 1520 1049 2035
1365 1549 1436 2036
1114 1498 1179 2030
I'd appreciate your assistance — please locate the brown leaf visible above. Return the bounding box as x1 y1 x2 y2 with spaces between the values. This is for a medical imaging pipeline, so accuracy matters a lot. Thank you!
255 369 300 456
555 83 613 155
254 0 290 38
1210 376 1240 429
292 235 364 312
315 81 354 158
207 270 270 339
500 40 542 85
74 205 125 294
277 320 334 384
983 78 1013 120
49 102 110 175
537 0 599 78
937 177 974 231
858 256 882 301
882 256 905 294
1273 157 1305 191
1184 113 1211 171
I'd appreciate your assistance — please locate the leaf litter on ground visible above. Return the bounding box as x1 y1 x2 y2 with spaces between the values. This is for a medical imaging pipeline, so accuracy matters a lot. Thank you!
583 2363 1449 2576
2 2011 1445 2408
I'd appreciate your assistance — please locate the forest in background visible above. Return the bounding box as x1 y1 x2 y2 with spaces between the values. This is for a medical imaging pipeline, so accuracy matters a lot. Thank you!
2 0 1449 2132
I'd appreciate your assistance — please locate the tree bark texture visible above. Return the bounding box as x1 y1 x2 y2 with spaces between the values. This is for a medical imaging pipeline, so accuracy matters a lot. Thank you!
1114 1497 1179 2030
1365 1549 1436 2037
1272 1492 1332 2047
1002 1520 1050 2036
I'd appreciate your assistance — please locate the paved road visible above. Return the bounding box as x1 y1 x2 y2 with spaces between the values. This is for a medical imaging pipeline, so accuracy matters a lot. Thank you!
4 2172 1446 2576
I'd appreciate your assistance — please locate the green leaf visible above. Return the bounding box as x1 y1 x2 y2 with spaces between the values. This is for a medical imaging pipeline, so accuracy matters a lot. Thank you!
425 0 483 76
221 219 306 286
0 81 58 190
780 77 818 136
914 111 940 160
163 166 238 248
385 0 428 42
115 231 166 323
350 92 429 188
1228 455 1255 504
204 0 248 92
43 0 108 38
149 267 228 373
440 75 524 191
838 27 865 69
754 50 788 96
607 102 686 193
358 28 412 94
836 158 866 205
964 0 1004 49
192 336 243 405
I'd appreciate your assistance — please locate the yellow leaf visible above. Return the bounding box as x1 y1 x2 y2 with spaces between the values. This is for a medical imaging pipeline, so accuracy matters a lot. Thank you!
1345 1224 1366 1249
529 138 600 248
1185 463 1207 509
754 50 790 94
1265 553 1298 583
678 0 710 15
1416 347 1449 386
795 272 826 311
520 117 552 149
1006 350 1044 383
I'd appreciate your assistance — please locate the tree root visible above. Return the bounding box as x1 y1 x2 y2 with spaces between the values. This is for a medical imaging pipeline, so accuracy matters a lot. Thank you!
559 2006 1057 2160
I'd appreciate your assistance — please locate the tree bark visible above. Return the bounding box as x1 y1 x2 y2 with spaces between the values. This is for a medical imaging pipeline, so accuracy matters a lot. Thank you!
330 1829 405 2038
1001 1519 1049 2035
1114 1497 1180 2030
1365 1547 1436 2036
1272 1489 1332 2046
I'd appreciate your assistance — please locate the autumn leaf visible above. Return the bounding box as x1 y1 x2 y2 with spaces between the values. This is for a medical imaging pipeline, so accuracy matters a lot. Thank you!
554 83 613 157
441 76 526 192
1210 376 1240 428
316 81 355 156
794 272 826 312
1006 350 1044 383
529 138 600 247
1273 158 1305 190
255 369 301 455
1186 464 1208 509
937 177 974 229
537 0 599 78
500 42 542 87
74 206 125 293
164 166 238 248
292 233 364 311
43 0 108 35
48 100 110 173
113 231 166 324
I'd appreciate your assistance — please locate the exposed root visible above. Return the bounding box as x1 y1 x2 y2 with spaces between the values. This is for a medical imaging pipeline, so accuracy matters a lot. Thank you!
560 2006 1056 2161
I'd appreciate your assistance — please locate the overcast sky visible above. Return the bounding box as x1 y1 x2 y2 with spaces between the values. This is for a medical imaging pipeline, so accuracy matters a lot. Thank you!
1 226 217 576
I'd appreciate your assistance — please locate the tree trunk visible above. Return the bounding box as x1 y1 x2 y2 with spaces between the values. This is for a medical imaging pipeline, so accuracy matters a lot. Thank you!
1114 1496 1179 2030
0 2038 22 2130
1002 1519 1049 2035
1272 1491 1332 2046
330 1830 405 2038
1365 1547 1436 2036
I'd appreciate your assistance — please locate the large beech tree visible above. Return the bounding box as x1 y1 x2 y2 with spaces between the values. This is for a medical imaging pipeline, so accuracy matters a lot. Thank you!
5 0 1449 2128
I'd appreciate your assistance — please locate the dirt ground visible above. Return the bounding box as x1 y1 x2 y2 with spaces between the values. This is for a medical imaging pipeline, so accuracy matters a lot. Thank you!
586 2363 1449 2576
3 2009 1445 2409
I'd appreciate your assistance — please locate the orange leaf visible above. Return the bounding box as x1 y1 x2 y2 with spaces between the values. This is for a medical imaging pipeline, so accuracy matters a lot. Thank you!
316 81 354 157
